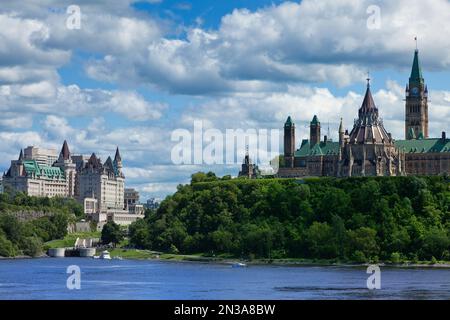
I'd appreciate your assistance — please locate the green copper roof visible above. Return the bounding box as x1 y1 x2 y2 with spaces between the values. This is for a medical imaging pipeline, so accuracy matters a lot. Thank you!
284 116 293 126
395 138 450 153
310 115 320 125
409 50 424 85
22 160 65 179
23 160 40 174
295 140 340 157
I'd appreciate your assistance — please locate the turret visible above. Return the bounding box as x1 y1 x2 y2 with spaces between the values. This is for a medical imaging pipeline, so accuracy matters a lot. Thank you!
58 140 71 162
310 115 321 146
113 147 122 169
338 118 344 148
405 44 428 139
283 116 295 168
54 140 76 197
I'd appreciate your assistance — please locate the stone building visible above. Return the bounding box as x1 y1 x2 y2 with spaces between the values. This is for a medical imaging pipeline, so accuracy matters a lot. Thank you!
278 48 449 178
124 188 145 215
3 142 145 226
3 147 69 197
77 148 125 212
238 149 260 179
23 146 58 167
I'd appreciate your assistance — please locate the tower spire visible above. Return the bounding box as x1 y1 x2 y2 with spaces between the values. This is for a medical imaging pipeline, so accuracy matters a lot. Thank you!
113 146 123 169
409 42 423 85
59 140 70 161
405 41 428 139
359 79 377 115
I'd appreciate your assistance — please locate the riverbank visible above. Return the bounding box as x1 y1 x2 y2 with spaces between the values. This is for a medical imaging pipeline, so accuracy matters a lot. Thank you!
105 248 450 269
2 249 450 269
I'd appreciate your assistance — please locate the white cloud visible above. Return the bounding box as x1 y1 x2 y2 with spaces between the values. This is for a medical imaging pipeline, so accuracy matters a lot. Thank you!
0 83 166 121
177 81 450 142
0 113 33 129
43 115 74 138
85 0 450 94
109 91 166 121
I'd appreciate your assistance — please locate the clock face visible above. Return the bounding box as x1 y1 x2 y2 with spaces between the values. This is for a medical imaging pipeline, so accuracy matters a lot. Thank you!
411 87 419 96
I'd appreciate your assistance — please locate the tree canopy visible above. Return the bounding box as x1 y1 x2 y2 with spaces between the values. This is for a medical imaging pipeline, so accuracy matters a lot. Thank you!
129 174 450 263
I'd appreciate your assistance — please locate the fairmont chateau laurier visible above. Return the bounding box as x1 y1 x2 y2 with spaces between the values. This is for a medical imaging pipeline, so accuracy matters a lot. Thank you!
277 48 450 178
2 142 144 226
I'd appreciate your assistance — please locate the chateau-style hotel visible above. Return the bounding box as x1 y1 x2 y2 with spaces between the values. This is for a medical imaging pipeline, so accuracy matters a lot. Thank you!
2 143 144 226
277 48 450 178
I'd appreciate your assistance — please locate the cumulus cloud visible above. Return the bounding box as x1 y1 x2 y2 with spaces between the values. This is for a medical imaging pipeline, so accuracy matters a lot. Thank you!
85 0 450 94
177 81 449 143
1 0 450 200
0 83 166 121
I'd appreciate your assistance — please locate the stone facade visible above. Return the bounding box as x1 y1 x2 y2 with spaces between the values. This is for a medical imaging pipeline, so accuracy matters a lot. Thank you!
77 149 125 213
2 149 68 197
4 142 125 210
3 142 145 226
278 49 449 178
238 151 260 178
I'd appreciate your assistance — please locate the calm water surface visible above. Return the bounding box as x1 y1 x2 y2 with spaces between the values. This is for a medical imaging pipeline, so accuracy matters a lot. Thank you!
0 258 449 299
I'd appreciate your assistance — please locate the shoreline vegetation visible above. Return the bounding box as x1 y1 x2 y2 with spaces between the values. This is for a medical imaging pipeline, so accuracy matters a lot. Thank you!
2 248 450 269
126 174 450 265
1 174 449 266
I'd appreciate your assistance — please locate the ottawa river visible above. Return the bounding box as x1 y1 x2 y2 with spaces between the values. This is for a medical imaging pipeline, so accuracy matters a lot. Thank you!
0 258 449 299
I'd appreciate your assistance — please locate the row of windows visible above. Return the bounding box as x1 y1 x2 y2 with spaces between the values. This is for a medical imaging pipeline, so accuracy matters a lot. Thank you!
408 105 423 113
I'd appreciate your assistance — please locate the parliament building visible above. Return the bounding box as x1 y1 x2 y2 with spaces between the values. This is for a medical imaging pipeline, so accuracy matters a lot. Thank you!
277 49 450 178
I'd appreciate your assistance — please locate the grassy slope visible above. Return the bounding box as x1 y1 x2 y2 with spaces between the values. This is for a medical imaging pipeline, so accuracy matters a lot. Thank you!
44 231 101 249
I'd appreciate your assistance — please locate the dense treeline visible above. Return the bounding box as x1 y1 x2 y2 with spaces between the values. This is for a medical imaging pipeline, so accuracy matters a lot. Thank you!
0 192 83 257
129 173 450 263
0 192 83 217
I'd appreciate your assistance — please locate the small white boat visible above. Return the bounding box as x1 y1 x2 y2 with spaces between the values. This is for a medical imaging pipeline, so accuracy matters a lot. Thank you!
231 262 247 268
92 255 100 259
113 256 123 260
99 250 111 260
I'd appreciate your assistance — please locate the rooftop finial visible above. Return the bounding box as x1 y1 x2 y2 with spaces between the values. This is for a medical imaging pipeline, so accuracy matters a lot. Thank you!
415 36 418 51
366 71 371 87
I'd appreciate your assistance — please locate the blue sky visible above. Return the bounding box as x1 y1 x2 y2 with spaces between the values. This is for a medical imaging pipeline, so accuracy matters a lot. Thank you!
0 0 450 200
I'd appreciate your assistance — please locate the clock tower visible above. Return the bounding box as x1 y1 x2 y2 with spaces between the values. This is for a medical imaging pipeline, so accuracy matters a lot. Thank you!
405 48 428 140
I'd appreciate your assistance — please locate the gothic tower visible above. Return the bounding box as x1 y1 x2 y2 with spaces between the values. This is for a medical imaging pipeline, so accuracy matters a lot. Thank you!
310 115 321 146
283 116 295 168
54 140 77 197
341 79 402 177
113 146 124 178
405 48 428 139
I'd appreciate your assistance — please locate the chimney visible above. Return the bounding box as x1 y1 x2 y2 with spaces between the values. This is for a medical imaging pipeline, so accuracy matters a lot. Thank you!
442 131 446 140
324 135 328 143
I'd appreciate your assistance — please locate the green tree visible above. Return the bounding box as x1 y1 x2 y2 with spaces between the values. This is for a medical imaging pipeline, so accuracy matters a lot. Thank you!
21 236 43 257
421 227 450 260
0 233 16 257
129 219 151 249
305 222 337 259
101 221 123 246
346 227 379 260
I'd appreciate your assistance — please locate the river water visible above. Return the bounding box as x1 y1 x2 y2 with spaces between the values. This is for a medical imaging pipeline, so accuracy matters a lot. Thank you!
0 258 449 299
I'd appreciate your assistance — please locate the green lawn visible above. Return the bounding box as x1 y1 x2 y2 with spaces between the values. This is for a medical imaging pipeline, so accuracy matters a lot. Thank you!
108 248 156 259
44 231 101 249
